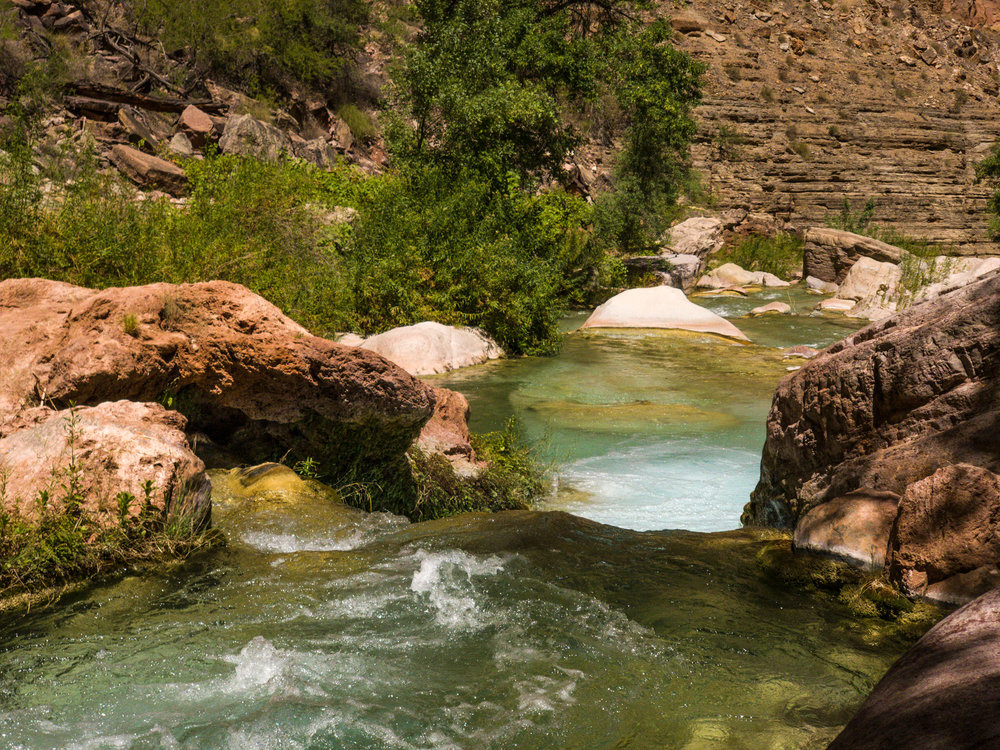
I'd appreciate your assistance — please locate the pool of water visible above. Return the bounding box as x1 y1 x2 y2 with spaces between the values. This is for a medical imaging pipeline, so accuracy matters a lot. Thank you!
0 286 903 750
434 287 859 531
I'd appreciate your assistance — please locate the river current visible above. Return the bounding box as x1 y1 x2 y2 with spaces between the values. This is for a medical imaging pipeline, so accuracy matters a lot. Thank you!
0 289 916 749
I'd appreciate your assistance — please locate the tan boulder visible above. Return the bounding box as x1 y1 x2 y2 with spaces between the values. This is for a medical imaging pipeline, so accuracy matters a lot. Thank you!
0 278 436 506
219 114 292 162
749 301 791 316
834 256 903 320
667 216 724 258
108 145 187 197
179 105 214 147
0 401 210 530
697 263 791 289
815 298 856 312
793 491 899 568
581 287 750 341
802 227 904 283
888 464 1000 603
360 322 504 376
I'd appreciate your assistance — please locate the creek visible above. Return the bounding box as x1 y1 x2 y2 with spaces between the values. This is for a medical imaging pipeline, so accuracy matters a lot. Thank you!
0 289 917 749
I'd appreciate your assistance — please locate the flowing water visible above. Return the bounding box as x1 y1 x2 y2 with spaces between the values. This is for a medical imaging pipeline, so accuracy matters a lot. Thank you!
0 289 916 750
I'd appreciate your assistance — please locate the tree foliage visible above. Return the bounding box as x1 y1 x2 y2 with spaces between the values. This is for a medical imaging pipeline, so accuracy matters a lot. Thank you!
390 0 704 254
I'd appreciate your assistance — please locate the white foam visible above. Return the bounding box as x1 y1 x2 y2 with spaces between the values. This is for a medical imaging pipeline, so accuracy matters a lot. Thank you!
409 550 505 629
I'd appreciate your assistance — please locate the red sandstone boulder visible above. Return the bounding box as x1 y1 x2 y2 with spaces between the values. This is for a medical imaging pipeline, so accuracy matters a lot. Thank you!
178 105 214 147
888 464 1000 602
416 388 484 477
0 401 210 529
745 270 1000 528
830 587 1000 750
0 278 437 505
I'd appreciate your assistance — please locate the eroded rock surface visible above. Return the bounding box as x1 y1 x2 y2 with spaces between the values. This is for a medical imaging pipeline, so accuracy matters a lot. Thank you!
0 401 210 529
793 490 899 568
0 278 437 503
745 270 1000 529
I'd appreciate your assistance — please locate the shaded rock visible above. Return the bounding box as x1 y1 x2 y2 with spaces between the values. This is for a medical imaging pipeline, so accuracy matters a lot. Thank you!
793 490 899 568
179 105 214 147
0 278 437 506
219 114 292 162
829 588 1000 750
293 137 339 168
623 253 702 291
0 401 210 530
697 262 791 288
888 464 1000 602
805 275 838 294
117 106 160 148
581 287 750 341
745 271 1000 528
108 145 186 196
749 301 791 316
360 322 503 376
415 387 483 477
667 216 724 258
802 228 903 284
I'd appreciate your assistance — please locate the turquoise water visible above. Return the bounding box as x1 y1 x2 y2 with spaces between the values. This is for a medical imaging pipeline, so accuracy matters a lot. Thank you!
0 287 907 750
435 288 859 532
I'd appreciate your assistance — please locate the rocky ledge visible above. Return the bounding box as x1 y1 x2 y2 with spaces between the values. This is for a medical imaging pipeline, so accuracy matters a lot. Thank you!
0 278 479 523
744 269 1000 603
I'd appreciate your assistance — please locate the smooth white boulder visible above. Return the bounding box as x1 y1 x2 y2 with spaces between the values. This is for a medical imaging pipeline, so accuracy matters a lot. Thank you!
360 322 504 375
750 301 792 316
697 263 791 289
581 287 750 341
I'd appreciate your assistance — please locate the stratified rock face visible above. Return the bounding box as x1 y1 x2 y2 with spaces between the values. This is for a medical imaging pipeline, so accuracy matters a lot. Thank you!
745 270 1000 528
829 588 1000 750
803 228 903 284
662 0 1000 254
0 278 436 503
888 464 1000 598
360 322 504 376
0 401 210 530
581 286 750 341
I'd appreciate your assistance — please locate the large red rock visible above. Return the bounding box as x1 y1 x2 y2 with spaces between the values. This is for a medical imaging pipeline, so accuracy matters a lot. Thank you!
0 401 210 529
0 278 437 506
829 588 1000 750
888 464 1000 602
744 270 1000 529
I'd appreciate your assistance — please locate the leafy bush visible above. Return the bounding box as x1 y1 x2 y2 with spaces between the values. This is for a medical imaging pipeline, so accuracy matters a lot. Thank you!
338 103 377 143
402 419 546 521
712 233 804 279
132 0 368 97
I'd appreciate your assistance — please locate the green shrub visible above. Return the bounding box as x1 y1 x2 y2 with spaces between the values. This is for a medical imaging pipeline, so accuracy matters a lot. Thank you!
401 419 546 521
713 232 804 279
338 103 377 143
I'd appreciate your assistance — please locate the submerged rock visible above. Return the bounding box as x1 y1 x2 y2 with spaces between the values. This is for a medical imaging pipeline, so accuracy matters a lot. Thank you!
830 588 1000 750
0 401 210 529
580 287 750 341
0 278 436 505
360 322 504 376
749 301 791 316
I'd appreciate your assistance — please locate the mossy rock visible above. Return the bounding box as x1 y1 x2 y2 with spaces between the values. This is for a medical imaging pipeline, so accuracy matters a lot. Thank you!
756 540 862 590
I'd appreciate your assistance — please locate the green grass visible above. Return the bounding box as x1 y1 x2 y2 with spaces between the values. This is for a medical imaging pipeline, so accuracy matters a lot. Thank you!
399 419 547 522
710 232 804 279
